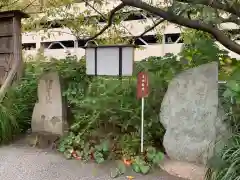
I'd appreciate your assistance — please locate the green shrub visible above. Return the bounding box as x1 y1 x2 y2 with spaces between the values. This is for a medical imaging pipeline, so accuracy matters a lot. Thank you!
0 56 90 143
0 62 39 143
0 63 36 143
206 55 240 180
206 134 240 180
1 29 238 178
58 54 187 164
0 104 18 143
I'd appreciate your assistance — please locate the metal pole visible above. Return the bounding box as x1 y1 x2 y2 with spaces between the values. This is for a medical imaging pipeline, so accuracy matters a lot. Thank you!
141 97 144 153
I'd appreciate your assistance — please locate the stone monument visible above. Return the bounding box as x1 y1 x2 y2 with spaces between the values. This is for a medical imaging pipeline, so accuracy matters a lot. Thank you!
160 62 228 165
31 72 67 136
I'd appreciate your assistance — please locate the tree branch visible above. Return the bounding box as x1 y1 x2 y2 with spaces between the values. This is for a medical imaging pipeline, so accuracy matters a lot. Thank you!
134 9 188 42
137 19 165 38
84 3 125 42
121 0 240 55
21 0 39 11
175 0 240 18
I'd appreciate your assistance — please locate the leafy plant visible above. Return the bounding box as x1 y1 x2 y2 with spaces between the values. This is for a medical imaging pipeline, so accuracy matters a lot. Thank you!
0 104 18 143
1 29 238 179
55 30 236 178
55 54 185 177
132 156 151 174
146 146 164 165
0 62 39 143
205 42 240 180
206 134 240 180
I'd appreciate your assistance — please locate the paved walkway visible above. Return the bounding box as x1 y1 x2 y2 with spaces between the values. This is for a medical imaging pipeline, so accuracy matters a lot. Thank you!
0 144 185 180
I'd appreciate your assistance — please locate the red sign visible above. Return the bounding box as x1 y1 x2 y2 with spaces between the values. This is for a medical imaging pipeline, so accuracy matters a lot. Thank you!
137 72 149 99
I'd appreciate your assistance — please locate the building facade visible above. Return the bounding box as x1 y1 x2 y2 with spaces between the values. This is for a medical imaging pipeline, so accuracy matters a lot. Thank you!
21 1 240 61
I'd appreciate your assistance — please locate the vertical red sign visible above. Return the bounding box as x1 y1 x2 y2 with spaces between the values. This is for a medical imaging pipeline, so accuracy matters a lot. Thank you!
137 72 149 99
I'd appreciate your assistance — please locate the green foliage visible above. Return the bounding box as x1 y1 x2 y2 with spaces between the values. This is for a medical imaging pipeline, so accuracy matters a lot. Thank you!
5 63 39 133
0 104 18 143
146 146 164 165
205 40 240 180
53 53 192 178
130 146 164 175
132 156 150 174
0 62 39 143
206 134 240 180
0 55 90 144
59 54 185 159
180 29 228 68
2 28 239 178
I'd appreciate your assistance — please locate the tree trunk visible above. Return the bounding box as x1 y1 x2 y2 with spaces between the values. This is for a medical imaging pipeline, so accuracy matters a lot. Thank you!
0 62 19 102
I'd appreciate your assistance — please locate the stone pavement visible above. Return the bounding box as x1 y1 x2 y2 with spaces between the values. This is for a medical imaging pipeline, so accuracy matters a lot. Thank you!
0 144 186 180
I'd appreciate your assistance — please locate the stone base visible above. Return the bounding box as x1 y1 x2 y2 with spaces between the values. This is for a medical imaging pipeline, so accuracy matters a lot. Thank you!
15 132 60 150
159 158 206 180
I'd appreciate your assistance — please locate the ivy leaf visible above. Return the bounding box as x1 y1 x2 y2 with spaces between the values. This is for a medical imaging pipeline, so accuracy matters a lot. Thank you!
102 140 110 152
94 151 104 164
132 163 141 173
95 157 105 164
146 146 156 161
146 153 155 162
152 152 164 165
63 150 72 159
223 88 235 98
227 80 240 93
58 145 65 153
139 165 150 174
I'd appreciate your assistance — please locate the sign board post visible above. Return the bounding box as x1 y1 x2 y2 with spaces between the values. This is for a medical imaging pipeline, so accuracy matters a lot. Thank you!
137 72 149 153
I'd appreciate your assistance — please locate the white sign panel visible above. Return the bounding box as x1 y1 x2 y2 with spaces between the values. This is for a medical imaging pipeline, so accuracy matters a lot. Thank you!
85 45 134 76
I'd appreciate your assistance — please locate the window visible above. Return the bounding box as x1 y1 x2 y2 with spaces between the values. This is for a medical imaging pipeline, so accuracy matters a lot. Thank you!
41 41 74 49
22 43 36 50
164 33 183 44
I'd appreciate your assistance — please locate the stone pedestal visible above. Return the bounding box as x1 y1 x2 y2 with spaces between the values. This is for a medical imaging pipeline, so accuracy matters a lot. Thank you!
31 72 67 135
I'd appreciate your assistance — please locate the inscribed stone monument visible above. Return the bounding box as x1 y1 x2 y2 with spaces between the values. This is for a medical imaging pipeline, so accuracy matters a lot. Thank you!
159 62 228 165
31 72 67 135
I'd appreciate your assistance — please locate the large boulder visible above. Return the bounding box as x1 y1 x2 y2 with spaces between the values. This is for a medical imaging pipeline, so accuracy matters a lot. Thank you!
160 62 228 165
